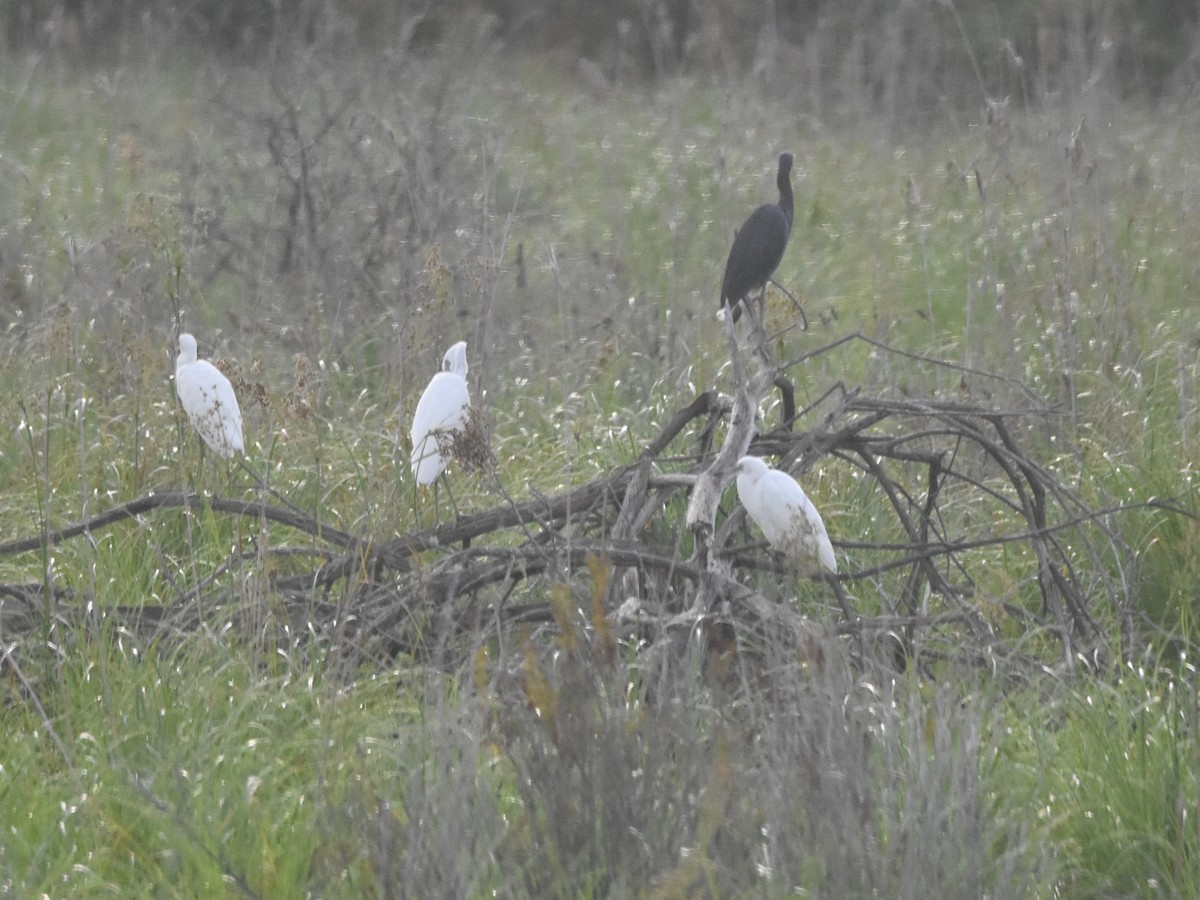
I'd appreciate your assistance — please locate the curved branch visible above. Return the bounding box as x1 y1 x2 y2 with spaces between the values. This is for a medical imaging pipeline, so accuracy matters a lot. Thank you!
0 491 357 555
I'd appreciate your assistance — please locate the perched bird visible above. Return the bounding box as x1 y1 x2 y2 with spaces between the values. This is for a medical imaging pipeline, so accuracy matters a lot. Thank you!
734 455 836 573
175 332 244 459
719 152 795 324
410 340 470 486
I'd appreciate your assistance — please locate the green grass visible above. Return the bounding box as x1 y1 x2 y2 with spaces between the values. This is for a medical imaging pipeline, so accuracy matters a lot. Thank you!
0 28 1198 897
1 630 419 896
999 657 1200 898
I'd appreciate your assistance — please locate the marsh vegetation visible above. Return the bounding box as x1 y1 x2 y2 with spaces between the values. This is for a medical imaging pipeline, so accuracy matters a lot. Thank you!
2 2 1199 896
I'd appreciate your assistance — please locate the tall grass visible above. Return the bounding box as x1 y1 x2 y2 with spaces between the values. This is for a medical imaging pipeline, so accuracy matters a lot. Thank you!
1 628 416 896
1000 654 1200 898
1 8 1199 896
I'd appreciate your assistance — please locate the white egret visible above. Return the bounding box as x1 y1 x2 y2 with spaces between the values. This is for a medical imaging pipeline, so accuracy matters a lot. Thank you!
175 332 244 459
410 340 470 486
734 455 836 574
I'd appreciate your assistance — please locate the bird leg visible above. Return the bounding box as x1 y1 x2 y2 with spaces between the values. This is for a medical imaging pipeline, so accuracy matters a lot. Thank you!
436 469 463 522
414 460 464 527
738 286 774 366
192 437 206 491
721 297 746 388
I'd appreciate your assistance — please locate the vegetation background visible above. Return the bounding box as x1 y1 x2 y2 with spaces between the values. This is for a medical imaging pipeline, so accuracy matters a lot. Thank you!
2 0 1199 896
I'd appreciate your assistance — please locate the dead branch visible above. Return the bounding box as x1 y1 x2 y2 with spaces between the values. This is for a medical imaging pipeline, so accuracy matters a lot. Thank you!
0 491 357 555
0 336 1175 680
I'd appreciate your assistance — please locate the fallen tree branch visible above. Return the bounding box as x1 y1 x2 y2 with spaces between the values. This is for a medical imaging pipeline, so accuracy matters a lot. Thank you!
0 335 1179 681
0 491 358 555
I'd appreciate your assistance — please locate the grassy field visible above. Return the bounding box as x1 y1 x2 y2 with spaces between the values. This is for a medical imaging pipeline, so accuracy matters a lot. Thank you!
1 20 1199 898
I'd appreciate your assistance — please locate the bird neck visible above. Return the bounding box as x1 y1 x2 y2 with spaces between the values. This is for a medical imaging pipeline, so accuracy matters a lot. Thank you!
778 179 794 232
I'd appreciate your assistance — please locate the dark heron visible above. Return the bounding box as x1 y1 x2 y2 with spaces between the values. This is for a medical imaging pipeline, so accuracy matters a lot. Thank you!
719 152 799 326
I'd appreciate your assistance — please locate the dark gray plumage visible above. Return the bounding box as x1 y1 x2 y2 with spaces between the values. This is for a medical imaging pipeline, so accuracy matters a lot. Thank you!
719 153 794 323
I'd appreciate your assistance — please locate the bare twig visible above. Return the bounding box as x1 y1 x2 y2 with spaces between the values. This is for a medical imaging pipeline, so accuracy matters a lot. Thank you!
0 491 356 556
0 336 1176 680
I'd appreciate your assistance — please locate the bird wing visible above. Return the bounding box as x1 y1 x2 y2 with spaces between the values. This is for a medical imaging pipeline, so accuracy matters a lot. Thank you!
797 490 837 573
720 203 791 306
177 361 244 458
410 373 470 484
757 470 834 570
752 470 805 548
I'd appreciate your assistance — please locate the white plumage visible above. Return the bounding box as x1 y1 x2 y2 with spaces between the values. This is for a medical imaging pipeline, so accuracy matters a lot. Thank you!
734 455 836 573
175 332 244 459
410 340 470 486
